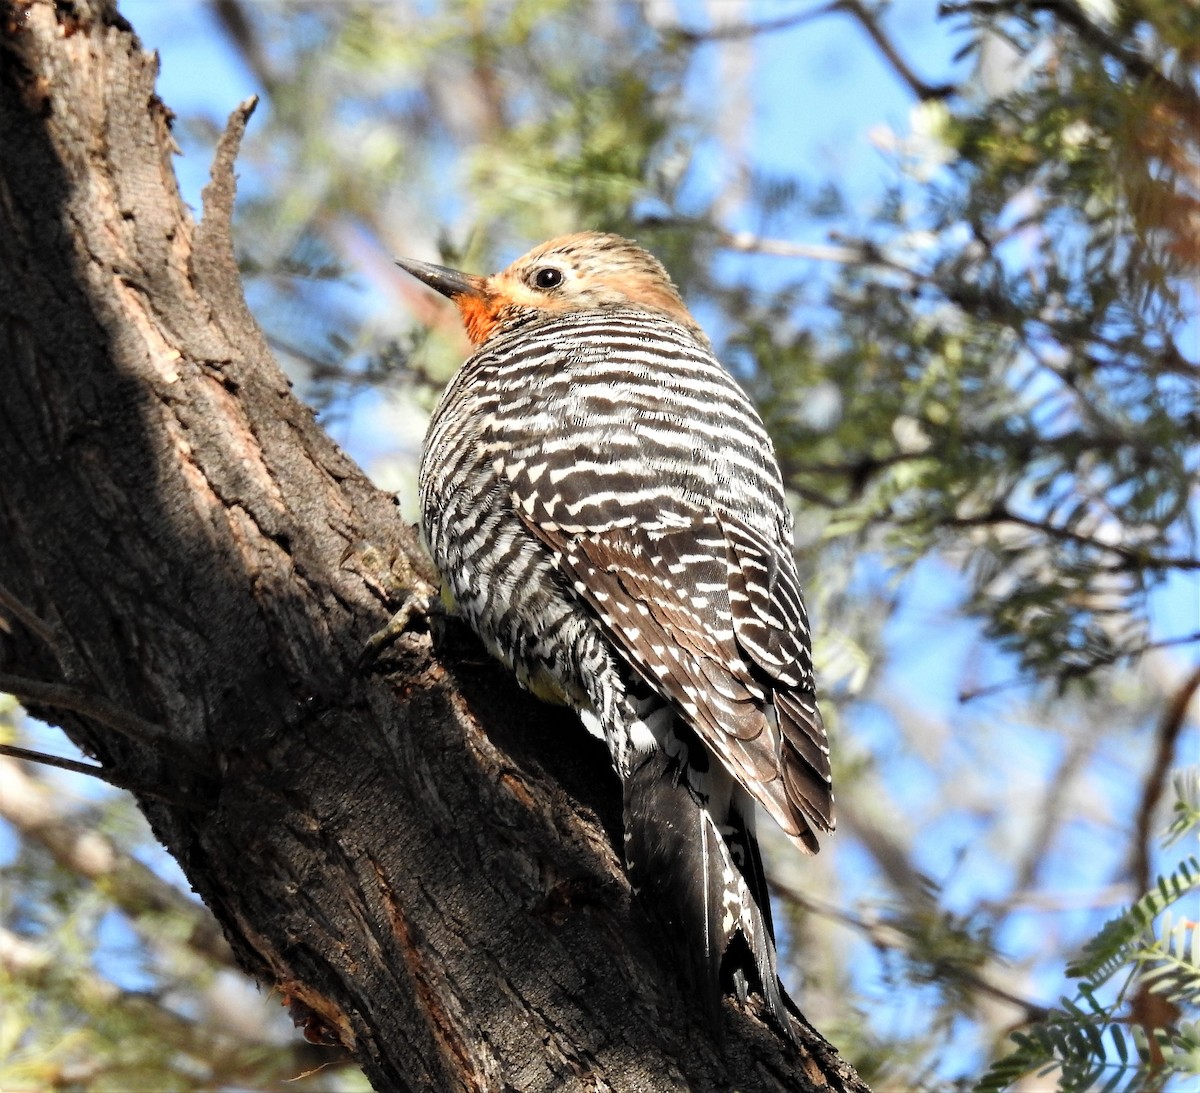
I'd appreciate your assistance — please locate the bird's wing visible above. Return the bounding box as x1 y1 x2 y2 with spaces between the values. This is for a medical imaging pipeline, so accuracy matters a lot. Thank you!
718 513 833 830
505 449 833 847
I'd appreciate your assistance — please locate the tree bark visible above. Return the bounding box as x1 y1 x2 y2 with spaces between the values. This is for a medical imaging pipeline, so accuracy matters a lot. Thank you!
0 3 867 1090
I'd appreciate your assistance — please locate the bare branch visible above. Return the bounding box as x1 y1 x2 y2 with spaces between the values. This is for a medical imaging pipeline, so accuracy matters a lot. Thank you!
958 676 1025 702
0 742 124 787
0 581 60 649
719 229 876 264
1009 730 1097 899
773 880 1050 1022
939 508 1200 572
209 0 277 93
0 673 192 759
666 2 840 43
836 0 956 100
0 754 235 968
665 0 955 99
977 883 1131 914
1130 664 1200 893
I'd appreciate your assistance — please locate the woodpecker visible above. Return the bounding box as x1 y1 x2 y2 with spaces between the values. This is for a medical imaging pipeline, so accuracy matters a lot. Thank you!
397 232 833 1038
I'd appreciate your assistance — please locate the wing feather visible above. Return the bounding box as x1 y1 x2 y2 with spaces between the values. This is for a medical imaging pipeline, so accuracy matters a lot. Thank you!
524 513 832 850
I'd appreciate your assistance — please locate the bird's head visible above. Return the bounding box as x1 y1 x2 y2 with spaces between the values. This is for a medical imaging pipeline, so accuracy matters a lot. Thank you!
396 231 705 346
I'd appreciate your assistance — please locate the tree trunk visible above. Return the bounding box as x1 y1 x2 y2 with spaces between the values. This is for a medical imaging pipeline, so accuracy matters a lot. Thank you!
0 3 867 1090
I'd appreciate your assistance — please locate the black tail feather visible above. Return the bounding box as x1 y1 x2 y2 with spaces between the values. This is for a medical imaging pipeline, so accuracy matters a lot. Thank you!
624 747 723 1029
623 748 796 1042
723 795 792 1038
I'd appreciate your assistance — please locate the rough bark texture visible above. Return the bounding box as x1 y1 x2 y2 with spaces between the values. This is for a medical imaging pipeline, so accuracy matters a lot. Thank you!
0 3 868 1090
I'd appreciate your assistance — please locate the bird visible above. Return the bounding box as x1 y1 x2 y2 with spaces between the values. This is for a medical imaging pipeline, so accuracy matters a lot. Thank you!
396 231 834 1039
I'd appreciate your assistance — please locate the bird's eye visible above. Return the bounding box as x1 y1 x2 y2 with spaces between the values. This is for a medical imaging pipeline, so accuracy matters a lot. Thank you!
533 267 564 290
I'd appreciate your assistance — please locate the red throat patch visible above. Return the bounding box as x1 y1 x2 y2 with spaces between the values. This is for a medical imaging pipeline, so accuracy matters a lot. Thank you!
454 293 504 345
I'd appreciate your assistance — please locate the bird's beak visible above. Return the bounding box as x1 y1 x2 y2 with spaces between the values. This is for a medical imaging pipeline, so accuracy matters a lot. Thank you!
395 256 487 300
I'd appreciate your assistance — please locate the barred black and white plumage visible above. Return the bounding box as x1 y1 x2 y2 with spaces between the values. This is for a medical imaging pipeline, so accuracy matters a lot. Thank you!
400 232 834 1039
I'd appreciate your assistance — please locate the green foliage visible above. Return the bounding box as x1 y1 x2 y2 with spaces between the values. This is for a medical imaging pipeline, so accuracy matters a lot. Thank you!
1165 767 1200 849
976 769 1200 1092
749 0 1199 684
975 996 1199 1093
1068 856 1200 988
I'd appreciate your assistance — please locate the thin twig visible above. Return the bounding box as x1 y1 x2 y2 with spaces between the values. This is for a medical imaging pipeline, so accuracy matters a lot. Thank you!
1012 730 1097 898
978 883 1130 914
0 745 197 807
0 581 59 648
1130 664 1200 894
210 0 277 94
0 672 196 758
1057 632 1200 680
958 676 1024 703
719 230 876 265
0 743 125 787
667 2 840 43
718 228 928 285
941 507 1200 571
668 0 957 100
772 878 1050 1021
836 0 956 100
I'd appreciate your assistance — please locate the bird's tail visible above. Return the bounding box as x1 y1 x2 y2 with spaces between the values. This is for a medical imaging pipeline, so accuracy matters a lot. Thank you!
622 736 794 1041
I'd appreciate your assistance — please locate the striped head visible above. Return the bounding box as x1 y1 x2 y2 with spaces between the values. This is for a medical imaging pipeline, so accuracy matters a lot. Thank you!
396 232 706 347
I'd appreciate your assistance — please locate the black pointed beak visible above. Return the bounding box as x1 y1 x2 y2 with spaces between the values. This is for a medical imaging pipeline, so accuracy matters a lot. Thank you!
395 256 486 300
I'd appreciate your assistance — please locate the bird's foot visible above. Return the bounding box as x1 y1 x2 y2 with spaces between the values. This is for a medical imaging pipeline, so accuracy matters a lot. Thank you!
360 577 443 668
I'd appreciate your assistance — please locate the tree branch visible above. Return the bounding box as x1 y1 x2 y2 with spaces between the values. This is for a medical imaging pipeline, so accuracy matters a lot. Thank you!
940 0 1200 120
0 672 190 758
668 0 955 100
0 2 864 1089
1130 664 1200 894
667 2 841 43
0 741 135 792
773 881 1049 1023
0 754 234 968
835 0 956 101
719 229 879 264
940 507 1200 572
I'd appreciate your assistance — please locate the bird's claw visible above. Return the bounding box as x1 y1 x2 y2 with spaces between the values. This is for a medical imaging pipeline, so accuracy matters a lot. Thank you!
360 579 442 668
